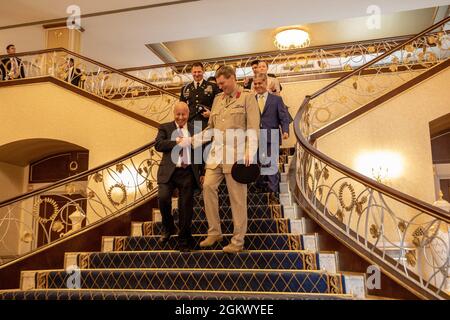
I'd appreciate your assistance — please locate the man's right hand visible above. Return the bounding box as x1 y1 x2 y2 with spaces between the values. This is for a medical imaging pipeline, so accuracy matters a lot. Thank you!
176 137 192 147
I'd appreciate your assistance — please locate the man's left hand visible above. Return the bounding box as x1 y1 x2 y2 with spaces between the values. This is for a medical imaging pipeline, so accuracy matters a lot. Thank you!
201 109 211 118
282 132 289 140
244 153 251 167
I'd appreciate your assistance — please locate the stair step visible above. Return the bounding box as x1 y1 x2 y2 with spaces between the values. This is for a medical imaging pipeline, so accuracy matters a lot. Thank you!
193 192 279 207
102 233 315 252
26 269 346 294
214 183 269 195
156 204 285 221
66 251 320 270
138 218 292 236
0 289 352 300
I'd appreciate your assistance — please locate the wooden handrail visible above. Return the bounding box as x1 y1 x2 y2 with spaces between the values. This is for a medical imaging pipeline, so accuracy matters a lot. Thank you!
0 47 178 98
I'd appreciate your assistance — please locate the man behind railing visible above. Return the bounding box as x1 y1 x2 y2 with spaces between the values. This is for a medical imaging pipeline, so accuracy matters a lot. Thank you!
0 44 26 81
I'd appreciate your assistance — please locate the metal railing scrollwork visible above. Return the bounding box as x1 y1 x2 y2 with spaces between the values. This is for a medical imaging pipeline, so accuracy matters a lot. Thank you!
0 48 178 123
293 17 450 299
120 32 449 90
0 141 161 266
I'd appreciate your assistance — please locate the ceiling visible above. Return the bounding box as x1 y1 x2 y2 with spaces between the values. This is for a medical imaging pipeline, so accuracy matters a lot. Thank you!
160 7 443 61
0 0 193 26
0 0 449 68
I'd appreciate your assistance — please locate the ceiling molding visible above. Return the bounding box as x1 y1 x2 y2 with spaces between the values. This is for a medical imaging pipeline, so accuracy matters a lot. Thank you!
42 22 85 32
0 0 200 30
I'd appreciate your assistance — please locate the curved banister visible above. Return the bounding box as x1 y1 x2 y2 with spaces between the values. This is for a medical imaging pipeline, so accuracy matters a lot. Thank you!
292 16 450 299
0 47 179 123
0 47 177 97
294 97 450 223
310 16 450 100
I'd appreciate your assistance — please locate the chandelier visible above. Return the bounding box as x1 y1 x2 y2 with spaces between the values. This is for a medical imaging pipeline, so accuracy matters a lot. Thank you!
274 28 310 50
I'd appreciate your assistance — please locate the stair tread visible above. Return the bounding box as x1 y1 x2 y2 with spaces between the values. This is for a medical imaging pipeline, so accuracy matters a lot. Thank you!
0 289 352 300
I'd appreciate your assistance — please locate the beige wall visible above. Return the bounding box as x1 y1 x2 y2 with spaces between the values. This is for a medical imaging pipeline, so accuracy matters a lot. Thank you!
279 70 424 147
316 67 450 205
0 162 26 201
280 78 336 147
0 83 157 169
0 162 26 258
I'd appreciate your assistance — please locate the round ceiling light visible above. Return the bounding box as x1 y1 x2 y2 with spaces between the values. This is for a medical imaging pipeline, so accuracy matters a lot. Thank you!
274 29 310 50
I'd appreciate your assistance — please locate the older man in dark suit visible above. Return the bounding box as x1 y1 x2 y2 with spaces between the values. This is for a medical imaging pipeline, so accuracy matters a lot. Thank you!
253 73 290 198
155 101 204 251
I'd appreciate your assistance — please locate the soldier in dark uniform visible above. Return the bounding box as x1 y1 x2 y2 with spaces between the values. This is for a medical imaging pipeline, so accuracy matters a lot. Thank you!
180 62 221 130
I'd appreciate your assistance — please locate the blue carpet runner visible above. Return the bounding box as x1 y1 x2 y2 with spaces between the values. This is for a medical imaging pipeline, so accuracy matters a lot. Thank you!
0 148 351 300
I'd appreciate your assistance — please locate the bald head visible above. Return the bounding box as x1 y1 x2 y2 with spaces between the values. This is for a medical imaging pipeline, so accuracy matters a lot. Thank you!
173 101 189 127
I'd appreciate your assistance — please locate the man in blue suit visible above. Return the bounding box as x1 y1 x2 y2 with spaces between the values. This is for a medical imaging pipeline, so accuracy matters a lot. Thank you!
253 73 290 198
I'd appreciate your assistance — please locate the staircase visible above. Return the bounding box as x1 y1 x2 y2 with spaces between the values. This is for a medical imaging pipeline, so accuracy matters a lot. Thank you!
0 148 366 300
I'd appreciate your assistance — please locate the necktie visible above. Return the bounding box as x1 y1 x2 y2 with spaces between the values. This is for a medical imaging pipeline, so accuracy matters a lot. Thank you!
178 127 188 168
258 95 265 113
196 82 200 89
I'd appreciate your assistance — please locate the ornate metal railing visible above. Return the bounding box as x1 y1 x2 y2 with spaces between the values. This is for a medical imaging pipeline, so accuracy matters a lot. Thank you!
0 141 160 266
0 48 178 123
293 17 450 299
120 32 449 89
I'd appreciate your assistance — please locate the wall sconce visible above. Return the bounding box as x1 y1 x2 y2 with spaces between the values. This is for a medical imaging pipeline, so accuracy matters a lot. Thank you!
356 151 403 183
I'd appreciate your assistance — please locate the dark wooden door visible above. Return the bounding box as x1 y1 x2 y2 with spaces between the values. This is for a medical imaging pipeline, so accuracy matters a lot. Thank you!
440 179 450 202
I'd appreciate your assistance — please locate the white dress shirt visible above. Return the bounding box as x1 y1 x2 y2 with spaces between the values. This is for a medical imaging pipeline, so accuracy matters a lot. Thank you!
175 123 191 167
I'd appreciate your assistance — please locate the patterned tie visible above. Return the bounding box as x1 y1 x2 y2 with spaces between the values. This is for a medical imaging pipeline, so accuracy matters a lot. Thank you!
178 126 188 168
258 94 265 113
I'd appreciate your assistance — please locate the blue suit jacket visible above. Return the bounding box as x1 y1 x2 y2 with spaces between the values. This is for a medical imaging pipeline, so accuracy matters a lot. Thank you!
258 93 291 145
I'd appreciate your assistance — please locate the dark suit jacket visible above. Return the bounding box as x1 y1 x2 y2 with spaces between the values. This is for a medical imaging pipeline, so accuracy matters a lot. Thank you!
65 67 82 87
0 57 26 80
155 121 204 189
259 93 290 145
180 80 221 128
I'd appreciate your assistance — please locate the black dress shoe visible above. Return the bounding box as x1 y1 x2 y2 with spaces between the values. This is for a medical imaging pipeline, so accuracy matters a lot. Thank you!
178 236 195 252
178 244 193 252
159 230 175 244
